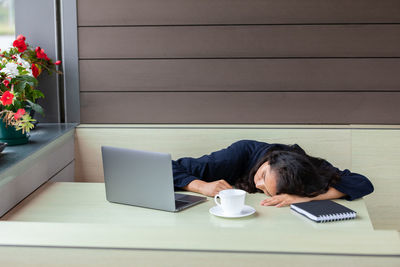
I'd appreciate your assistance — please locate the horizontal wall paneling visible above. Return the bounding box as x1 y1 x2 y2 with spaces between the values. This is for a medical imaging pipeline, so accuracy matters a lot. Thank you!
78 25 400 59
77 0 400 124
77 0 400 26
80 59 400 92
80 92 400 124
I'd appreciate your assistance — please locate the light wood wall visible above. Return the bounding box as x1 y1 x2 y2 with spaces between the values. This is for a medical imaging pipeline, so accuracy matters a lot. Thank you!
77 0 400 124
74 125 400 231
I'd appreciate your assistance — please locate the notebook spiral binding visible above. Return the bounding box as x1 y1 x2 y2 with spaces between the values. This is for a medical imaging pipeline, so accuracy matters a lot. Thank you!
318 212 356 222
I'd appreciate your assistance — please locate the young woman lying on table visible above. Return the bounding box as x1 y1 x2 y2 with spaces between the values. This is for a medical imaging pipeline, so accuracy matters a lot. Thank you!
173 140 374 207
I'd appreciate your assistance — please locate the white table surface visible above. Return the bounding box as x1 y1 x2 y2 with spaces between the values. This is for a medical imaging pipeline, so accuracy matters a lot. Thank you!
1 182 399 256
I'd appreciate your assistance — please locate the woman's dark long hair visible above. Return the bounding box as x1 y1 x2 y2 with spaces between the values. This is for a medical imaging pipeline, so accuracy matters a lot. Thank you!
234 144 341 197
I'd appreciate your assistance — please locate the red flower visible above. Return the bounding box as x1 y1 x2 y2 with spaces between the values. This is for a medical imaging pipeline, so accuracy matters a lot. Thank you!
14 109 26 120
16 35 26 41
32 63 40 78
13 35 27 53
55 60 61 65
35 46 50 61
2 79 10 88
1 91 14 106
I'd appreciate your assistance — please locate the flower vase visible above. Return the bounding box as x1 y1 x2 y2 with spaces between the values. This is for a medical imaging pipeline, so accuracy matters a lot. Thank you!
0 120 29 146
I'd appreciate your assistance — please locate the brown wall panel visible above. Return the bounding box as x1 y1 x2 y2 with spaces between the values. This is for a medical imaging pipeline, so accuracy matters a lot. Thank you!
77 1 400 124
78 25 400 59
80 59 400 92
77 0 400 26
80 92 400 124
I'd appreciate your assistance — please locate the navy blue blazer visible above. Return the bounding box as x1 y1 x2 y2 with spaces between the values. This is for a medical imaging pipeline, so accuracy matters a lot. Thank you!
172 140 374 200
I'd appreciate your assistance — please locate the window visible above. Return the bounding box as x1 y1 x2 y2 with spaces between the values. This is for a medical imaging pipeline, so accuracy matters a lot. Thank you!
0 0 14 50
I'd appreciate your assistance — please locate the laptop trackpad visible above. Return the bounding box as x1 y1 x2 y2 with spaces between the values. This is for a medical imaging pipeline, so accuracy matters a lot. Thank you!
175 200 189 209
175 193 205 202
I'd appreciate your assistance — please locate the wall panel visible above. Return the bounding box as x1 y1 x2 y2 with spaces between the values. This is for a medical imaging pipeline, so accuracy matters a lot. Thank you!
80 92 400 124
78 25 400 59
78 0 400 26
352 130 400 230
80 59 400 92
75 126 351 183
77 0 400 123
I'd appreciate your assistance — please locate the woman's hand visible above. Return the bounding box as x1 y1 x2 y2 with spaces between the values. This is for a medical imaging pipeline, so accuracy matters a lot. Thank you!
183 179 232 197
260 194 311 207
260 187 346 207
201 180 233 197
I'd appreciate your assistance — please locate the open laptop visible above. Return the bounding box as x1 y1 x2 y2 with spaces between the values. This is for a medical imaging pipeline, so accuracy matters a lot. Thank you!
101 146 206 212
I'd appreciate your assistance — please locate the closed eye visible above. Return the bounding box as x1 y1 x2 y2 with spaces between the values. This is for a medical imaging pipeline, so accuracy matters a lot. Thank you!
262 171 272 197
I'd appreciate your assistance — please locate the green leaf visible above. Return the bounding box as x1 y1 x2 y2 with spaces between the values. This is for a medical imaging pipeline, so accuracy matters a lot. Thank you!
26 100 44 116
18 75 38 87
14 80 28 92
32 90 45 100
15 114 36 134
13 101 23 110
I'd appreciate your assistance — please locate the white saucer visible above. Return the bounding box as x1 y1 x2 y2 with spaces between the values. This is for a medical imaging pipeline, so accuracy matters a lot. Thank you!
209 205 256 218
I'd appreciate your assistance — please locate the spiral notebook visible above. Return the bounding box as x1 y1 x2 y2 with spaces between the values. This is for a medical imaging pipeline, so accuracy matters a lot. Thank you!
290 200 357 223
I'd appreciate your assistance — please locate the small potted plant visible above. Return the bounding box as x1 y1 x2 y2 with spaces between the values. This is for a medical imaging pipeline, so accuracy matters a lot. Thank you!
0 34 61 145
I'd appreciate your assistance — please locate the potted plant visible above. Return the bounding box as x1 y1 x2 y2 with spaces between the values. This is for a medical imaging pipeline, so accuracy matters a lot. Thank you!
0 34 61 145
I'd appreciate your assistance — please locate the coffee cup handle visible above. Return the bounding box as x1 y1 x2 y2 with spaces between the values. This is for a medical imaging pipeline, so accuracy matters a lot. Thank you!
214 194 222 207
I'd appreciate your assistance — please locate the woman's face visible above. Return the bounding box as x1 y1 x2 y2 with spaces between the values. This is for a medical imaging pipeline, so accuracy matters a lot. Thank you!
254 161 278 196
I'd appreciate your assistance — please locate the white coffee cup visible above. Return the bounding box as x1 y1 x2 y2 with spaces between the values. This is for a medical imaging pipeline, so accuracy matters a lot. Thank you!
214 189 246 215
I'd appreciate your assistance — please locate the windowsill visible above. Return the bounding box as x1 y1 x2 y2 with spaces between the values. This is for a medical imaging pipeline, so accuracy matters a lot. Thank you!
0 123 77 181
0 123 77 217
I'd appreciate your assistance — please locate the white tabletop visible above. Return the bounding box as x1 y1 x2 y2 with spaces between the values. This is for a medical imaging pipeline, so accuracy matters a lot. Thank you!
1 182 399 256
2 182 373 230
